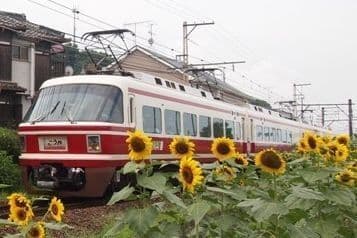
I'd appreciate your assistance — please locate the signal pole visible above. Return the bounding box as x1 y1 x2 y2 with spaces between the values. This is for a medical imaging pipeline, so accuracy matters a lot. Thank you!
348 99 353 137
293 83 311 120
72 6 80 46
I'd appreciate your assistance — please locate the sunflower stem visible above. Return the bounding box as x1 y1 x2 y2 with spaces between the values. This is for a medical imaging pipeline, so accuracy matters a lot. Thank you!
195 223 199 238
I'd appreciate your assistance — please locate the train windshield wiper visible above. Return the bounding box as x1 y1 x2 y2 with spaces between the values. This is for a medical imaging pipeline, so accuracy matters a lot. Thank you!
31 100 60 124
61 101 75 124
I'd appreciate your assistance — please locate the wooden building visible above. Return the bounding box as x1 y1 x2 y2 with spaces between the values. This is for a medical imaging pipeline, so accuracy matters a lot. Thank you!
0 11 69 127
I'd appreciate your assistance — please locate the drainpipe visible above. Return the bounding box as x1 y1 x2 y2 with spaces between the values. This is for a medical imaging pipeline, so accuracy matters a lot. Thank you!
29 43 35 98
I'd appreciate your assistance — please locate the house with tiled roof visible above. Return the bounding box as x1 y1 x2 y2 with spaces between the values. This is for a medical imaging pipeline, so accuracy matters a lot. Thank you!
0 11 69 127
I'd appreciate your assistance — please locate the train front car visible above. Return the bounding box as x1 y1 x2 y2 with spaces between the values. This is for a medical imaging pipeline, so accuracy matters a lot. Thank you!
18 76 128 197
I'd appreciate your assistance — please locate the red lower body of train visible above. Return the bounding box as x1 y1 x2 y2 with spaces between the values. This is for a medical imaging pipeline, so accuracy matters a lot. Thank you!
18 123 292 197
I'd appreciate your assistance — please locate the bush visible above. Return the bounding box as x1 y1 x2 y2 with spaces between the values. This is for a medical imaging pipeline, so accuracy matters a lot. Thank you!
0 127 21 163
0 151 21 189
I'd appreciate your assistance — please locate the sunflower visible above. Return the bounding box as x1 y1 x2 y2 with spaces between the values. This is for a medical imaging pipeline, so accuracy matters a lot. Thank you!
9 207 33 226
321 135 332 144
48 197 65 222
215 165 237 182
317 138 329 157
234 154 249 166
347 161 357 172
297 139 308 153
255 149 286 175
7 193 30 210
336 134 350 147
169 136 195 158
303 131 319 152
327 141 340 158
335 169 356 186
335 145 349 162
126 130 153 161
179 156 204 193
211 137 236 161
26 222 45 238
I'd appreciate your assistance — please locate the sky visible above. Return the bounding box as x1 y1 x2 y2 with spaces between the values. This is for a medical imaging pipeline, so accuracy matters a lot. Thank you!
3 0 357 132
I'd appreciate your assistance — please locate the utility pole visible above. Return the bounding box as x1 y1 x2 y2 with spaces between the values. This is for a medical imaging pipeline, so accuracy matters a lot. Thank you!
348 99 353 138
182 21 214 80
293 83 311 120
321 107 325 127
72 6 80 46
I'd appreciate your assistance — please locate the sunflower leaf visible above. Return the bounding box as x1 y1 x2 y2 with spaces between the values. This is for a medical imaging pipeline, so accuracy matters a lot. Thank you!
323 187 356 206
297 168 335 183
122 161 138 174
291 186 325 201
206 186 246 200
44 222 73 230
107 185 135 205
0 219 16 225
287 224 320 238
285 194 317 210
162 190 187 209
125 207 158 236
137 172 167 194
187 201 211 225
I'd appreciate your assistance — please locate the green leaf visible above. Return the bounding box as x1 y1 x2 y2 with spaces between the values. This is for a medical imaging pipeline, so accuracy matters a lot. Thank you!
323 188 356 206
285 194 317 210
125 207 158 235
137 172 167 194
3 234 21 238
107 185 135 205
0 219 15 225
297 169 332 183
206 186 246 200
44 222 73 230
187 201 211 225
288 157 307 165
0 184 11 188
201 162 218 170
287 224 320 238
162 190 187 209
291 186 325 201
122 161 138 174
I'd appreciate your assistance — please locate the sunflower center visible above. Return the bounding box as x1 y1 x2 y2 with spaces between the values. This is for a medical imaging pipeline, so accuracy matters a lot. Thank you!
182 167 194 184
319 147 328 155
131 137 146 152
340 173 351 182
329 146 337 156
235 158 244 165
216 142 230 155
15 198 27 208
307 136 317 149
338 151 344 157
300 142 306 148
338 138 347 145
260 151 282 169
175 142 189 154
17 209 27 221
52 204 58 215
29 227 40 237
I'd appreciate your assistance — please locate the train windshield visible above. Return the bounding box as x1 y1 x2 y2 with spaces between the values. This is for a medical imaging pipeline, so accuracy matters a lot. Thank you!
24 84 124 123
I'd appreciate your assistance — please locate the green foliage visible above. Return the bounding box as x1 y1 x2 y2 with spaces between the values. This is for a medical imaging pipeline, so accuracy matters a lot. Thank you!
0 127 21 163
0 151 21 189
105 152 357 238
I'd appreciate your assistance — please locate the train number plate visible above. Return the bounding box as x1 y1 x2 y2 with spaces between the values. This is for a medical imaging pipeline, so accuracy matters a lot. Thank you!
39 136 68 151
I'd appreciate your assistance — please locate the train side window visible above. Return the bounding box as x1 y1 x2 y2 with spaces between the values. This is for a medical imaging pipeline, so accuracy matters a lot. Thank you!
288 131 293 144
236 122 241 140
277 129 282 142
155 77 162 85
165 81 171 88
183 112 197 136
213 118 224 138
129 96 134 123
199 115 211 137
201 91 206 97
264 127 270 141
143 106 162 134
179 85 186 91
171 82 176 89
225 120 234 139
272 128 277 142
165 109 181 135
256 125 263 141
282 130 287 143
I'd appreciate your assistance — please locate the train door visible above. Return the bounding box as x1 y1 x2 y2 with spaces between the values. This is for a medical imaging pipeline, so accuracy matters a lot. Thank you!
128 94 136 128
248 118 254 153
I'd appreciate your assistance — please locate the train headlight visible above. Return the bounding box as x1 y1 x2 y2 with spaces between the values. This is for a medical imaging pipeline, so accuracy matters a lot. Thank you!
19 136 26 152
87 135 101 153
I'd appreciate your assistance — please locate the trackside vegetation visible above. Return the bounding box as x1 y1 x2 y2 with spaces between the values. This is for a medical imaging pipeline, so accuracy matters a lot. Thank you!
105 131 357 238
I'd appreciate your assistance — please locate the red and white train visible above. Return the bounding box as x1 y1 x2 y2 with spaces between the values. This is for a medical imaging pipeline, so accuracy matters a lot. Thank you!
18 72 329 197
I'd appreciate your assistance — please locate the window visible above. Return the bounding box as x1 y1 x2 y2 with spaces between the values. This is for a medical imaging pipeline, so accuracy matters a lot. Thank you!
256 125 263 141
282 130 287 143
288 131 293 144
155 77 162 85
183 113 197 136
143 106 162 134
199 115 211 137
179 85 186 91
165 109 181 135
129 97 134 123
201 91 206 97
264 127 270 141
213 118 224 138
277 129 282 142
272 128 277 142
236 122 241 140
170 82 176 89
165 81 171 88
225 120 235 139
12 45 29 60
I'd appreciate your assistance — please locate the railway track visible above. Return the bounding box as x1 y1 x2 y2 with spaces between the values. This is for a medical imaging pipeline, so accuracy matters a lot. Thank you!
0 197 107 219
